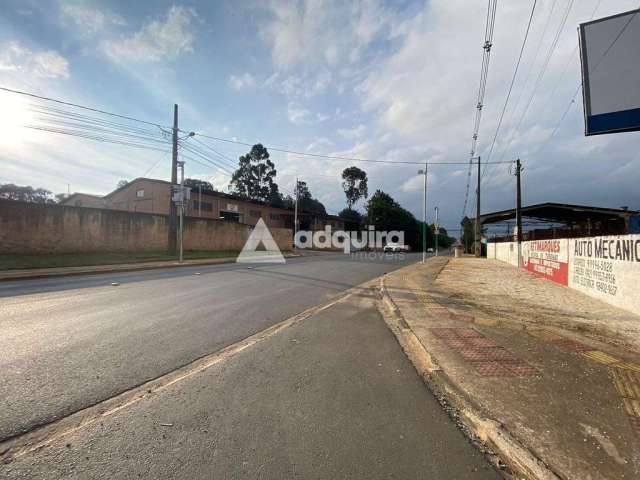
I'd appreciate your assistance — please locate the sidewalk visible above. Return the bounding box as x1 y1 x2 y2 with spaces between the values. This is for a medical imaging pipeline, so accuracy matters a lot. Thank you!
0 253 300 282
381 256 640 480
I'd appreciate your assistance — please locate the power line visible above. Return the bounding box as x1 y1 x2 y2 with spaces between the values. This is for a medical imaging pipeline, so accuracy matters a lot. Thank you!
481 0 538 176
494 0 575 166
461 0 498 218
0 86 168 129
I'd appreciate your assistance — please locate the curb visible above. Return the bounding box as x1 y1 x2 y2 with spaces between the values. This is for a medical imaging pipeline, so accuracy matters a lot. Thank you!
0 254 302 282
378 274 561 480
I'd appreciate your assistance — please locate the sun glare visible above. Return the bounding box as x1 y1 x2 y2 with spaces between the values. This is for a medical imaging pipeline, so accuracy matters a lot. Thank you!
0 92 36 148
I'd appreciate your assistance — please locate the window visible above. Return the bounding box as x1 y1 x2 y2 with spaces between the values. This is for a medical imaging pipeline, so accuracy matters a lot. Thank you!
193 201 213 212
250 210 261 218
136 189 144 198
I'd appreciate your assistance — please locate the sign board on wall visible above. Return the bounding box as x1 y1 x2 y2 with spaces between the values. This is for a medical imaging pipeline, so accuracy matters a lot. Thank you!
579 9 640 135
521 239 569 286
569 235 640 314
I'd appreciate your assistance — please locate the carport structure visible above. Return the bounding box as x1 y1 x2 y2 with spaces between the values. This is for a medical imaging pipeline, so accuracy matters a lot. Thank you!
479 202 639 242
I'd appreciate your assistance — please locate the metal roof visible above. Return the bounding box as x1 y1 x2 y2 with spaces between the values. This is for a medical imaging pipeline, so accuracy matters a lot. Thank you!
479 202 639 225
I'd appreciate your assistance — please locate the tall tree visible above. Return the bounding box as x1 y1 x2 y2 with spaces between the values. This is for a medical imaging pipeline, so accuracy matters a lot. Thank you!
116 179 129 189
366 190 422 249
341 166 368 208
296 180 326 215
229 144 279 202
338 207 362 230
0 184 55 203
184 178 215 191
460 216 475 254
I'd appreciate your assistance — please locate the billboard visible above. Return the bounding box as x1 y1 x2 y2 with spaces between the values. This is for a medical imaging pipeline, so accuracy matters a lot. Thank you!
579 9 640 135
521 239 569 286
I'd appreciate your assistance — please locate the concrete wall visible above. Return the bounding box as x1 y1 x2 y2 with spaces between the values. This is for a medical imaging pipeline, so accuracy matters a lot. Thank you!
0 200 292 254
488 235 640 315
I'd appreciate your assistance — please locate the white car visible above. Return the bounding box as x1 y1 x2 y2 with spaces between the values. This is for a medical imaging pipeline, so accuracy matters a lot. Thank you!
383 242 410 253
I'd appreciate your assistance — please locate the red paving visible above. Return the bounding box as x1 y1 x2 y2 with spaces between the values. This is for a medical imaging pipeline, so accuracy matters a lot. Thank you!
552 338 592 352
429 327 538 378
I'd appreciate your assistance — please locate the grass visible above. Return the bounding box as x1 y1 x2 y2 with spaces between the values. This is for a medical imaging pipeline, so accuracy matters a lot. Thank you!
0 250 241 271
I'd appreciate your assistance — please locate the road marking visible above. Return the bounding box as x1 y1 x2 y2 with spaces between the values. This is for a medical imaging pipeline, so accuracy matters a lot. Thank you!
0 281 373 464
581 350 620 366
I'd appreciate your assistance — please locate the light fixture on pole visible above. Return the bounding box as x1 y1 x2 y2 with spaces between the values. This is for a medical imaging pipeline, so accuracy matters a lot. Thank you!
417 164 428 263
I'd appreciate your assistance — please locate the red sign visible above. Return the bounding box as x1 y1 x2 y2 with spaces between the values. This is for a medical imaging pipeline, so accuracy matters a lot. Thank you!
522 240 569 286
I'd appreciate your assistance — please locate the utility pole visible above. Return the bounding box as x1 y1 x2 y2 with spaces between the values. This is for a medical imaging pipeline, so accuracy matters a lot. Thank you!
475 156 481 257
434 206 439 257
198 184 202 217
168 104 179 256
515 158 522 268
178 160 185 263
418 164 428 263
294 177 299 249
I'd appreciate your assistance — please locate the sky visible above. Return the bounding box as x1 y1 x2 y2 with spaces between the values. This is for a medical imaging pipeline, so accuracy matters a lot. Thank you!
0 0 639 235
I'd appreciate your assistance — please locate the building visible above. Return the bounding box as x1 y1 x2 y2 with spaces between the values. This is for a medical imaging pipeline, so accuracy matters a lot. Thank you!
62 177 344 231
61 193 106 209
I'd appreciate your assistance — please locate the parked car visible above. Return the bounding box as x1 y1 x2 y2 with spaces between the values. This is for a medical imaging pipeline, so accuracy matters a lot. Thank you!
383 242 410 253
427 248 434 253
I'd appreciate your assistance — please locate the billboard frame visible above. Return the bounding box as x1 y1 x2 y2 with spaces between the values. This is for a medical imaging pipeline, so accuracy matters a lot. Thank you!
579 8 640 136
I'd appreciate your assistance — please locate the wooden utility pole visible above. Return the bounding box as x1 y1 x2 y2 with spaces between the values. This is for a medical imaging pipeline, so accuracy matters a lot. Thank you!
475 156 481 257
168 104 178 255
515 158 522 267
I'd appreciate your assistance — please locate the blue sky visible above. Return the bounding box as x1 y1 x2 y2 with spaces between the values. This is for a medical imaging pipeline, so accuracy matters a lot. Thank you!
1 0 639 234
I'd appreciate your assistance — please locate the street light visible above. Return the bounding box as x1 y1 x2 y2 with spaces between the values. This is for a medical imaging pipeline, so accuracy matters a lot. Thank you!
434 206 439 257
418 165 427 263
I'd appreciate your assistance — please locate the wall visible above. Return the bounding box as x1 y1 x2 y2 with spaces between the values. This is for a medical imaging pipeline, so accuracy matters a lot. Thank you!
488 234 640 315
0 200 292 254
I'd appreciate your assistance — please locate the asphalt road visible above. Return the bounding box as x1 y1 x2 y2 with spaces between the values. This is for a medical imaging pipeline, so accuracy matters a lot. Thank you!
3 285 497 479
0 251 421 442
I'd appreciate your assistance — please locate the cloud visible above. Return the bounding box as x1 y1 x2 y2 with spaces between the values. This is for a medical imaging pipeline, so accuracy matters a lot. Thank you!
287 102 311 125
228 72 256 90
0 41 69 78
102 6 197 63
337 124 366 139
59 3 125 36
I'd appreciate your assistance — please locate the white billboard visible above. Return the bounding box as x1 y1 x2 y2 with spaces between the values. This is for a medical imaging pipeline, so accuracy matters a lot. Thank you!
579 8 640 135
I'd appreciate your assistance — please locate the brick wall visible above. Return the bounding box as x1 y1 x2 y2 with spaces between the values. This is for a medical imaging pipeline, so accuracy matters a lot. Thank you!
0 200 292 254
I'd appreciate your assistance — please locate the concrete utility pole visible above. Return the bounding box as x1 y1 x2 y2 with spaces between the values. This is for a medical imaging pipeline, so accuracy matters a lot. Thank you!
198 184 202 217
434 206 439 257
418 164 428 263
294 177 299 249
178 160 185 263
515 158 523 268
475 156 481 257
168 104 179 256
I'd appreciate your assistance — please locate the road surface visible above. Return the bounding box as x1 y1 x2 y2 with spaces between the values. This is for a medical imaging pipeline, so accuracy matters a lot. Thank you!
2 280 497 479
1 252 420 441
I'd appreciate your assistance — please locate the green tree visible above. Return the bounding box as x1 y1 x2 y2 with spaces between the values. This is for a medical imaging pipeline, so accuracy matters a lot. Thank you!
296 180 326 215
0 184 55 203
229 144 279 202
338 208 363 230
341 166 368 208
366 190 423 250
460 216 476 254
184 178 215 191
116 179 129 189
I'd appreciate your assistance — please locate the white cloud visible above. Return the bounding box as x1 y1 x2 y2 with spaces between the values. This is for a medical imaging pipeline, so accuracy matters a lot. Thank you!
0 41 69 78
102 6 197 63
287 102 311 125
228 72 256 90
337 124 366 139
59 3 125 36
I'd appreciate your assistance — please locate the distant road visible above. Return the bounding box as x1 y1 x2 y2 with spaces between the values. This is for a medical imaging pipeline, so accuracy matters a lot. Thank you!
0 252 420 441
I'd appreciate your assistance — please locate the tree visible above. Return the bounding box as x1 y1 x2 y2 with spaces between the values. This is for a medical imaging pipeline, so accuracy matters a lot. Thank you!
184 178 214 191
460 216 475 254
366 190 422 249
229 144 279 202
116 179 129 189
0 184 55 203
338 208 362 230
341 166 368 208
296 180 326 216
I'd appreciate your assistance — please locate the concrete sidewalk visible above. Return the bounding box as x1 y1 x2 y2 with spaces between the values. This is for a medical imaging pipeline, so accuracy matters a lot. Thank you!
380 257 640 480
0 253 300 282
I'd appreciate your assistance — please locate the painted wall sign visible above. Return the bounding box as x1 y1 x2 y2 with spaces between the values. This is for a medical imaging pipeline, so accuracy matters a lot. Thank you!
522 239 569 286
